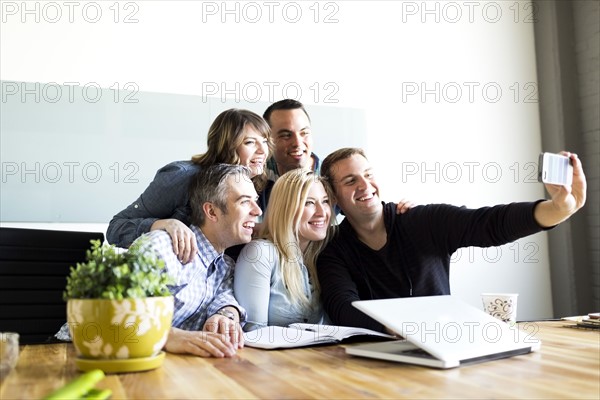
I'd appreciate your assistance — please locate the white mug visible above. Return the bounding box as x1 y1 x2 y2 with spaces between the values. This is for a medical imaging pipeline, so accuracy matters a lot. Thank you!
481 293 518 323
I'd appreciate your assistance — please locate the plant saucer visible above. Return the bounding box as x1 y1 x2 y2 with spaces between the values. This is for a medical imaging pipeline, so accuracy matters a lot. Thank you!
75 351 165 373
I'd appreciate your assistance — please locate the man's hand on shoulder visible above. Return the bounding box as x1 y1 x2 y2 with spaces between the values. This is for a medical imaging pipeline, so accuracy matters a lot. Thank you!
396 198 416 214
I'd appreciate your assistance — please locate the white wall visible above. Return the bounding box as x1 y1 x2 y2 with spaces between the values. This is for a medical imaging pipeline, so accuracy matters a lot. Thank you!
0 1 552 319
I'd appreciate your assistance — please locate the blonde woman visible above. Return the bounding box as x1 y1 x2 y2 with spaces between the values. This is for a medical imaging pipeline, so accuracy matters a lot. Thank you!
234 169 335 331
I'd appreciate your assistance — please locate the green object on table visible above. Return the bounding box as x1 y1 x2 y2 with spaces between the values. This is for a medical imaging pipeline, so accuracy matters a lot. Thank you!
44 369 107 399
82 388 112 400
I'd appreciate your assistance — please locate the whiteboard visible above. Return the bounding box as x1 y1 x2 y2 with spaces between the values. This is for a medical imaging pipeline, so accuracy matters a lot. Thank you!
0 81 366 222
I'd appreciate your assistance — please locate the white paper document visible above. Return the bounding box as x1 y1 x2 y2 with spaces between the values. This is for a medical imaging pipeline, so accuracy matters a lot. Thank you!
244 323 395 350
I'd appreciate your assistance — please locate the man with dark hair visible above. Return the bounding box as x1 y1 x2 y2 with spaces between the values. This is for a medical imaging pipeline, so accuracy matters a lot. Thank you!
262 100 413 217
263 99 320 180
134 164 262 357
317 148 587 331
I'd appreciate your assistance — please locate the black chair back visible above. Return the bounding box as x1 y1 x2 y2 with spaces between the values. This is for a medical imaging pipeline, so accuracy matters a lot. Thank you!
0 227 104 344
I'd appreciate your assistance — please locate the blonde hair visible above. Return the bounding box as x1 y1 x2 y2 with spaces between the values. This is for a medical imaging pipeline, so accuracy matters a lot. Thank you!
260 169 336 307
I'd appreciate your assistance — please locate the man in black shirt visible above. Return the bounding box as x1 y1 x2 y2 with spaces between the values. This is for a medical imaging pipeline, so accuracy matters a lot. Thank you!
317 148 587 331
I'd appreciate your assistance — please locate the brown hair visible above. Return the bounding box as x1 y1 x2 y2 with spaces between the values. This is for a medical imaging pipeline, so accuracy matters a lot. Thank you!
320 147 367 191
192 109 272 191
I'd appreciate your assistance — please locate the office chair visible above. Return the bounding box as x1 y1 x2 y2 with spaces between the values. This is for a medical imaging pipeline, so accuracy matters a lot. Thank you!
0 227 104 344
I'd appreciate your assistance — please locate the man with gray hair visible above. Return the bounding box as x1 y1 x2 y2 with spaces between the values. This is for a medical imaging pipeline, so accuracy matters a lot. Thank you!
135 164 262 358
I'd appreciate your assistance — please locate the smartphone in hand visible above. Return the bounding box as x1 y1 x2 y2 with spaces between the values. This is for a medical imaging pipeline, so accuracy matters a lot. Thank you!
538 152 573 186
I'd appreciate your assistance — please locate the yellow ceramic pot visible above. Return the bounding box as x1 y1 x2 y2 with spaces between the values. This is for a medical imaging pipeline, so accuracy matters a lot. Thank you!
67 297 173 359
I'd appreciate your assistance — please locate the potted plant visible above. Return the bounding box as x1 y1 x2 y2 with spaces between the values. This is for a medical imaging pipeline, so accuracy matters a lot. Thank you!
64 238 174 373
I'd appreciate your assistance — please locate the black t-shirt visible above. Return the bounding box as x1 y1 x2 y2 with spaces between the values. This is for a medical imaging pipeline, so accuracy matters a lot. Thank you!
317 201 544 331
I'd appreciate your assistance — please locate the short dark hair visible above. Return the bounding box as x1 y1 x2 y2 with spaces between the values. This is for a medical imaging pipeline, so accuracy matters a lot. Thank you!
189 164 252 227
263 99 311 125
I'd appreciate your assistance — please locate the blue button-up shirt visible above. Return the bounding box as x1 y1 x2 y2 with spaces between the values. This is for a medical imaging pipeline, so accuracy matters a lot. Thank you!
144 225 246 331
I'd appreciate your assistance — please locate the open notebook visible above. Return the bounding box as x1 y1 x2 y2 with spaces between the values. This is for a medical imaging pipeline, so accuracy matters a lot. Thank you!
346 295 541 369
244 323 394 349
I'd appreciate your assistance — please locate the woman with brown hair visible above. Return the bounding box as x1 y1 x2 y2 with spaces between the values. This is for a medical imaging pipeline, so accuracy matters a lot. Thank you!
106 108 272 263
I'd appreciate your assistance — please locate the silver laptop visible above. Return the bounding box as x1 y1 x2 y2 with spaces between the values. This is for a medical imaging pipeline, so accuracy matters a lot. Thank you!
346 295 541 369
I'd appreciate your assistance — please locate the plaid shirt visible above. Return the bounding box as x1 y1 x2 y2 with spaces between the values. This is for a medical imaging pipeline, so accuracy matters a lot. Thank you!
144 225 245 331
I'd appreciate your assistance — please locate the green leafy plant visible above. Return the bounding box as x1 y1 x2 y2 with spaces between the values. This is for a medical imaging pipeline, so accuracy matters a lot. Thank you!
64 238 173 300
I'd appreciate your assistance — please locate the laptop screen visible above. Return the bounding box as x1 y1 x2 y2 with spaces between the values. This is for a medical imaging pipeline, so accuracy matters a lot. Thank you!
352 295 540 362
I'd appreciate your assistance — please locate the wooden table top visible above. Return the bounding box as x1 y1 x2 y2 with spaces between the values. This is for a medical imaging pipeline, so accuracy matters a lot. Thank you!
1 321 598 399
